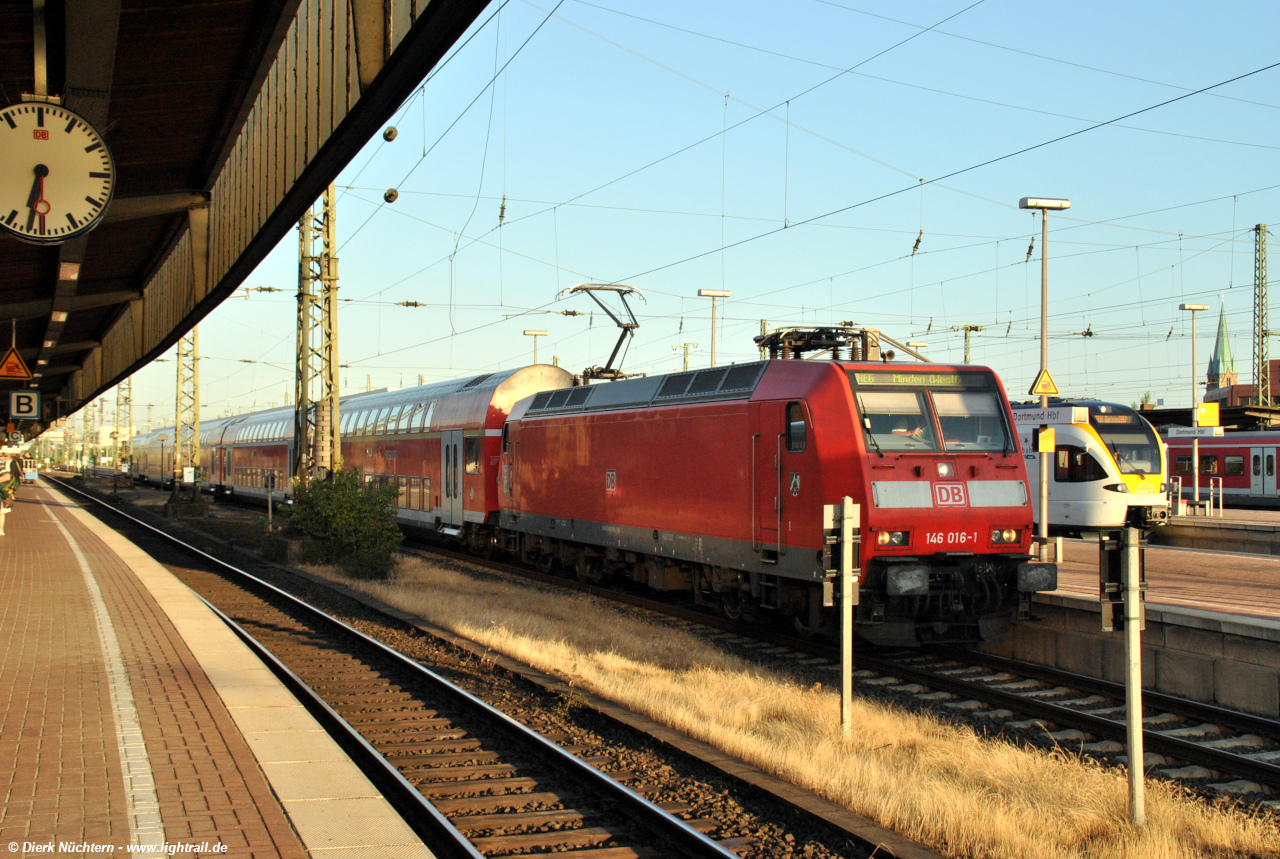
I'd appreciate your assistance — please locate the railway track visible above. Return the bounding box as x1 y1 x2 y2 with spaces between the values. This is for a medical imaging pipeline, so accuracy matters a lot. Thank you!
45 477 766 859
398 540 1280 807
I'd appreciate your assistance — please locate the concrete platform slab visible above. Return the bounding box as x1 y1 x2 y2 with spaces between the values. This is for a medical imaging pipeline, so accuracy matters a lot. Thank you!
0 481 437 858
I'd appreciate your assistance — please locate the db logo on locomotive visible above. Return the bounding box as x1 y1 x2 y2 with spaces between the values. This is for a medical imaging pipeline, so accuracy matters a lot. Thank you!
933 482 967 506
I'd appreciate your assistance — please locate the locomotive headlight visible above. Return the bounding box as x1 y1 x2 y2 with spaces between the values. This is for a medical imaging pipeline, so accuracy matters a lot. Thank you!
991 528 1020 544
937 462 952 477
877 530 909 546
1160 482 1168 493
1102 483 1130 493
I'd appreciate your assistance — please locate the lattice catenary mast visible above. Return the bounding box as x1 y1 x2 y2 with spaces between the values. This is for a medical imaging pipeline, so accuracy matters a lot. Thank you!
116 376 131 467
174 327 200 490
1256 224 1270 408
295 183 341 482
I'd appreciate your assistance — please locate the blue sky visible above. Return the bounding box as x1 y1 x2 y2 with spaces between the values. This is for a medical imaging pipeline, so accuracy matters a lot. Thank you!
114 0 1280 428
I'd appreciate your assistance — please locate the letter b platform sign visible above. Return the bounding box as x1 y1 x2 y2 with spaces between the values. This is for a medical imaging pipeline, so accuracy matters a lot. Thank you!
9 391 40 421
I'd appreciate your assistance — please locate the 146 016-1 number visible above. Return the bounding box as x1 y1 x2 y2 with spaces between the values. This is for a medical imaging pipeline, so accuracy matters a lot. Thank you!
925 531 978 546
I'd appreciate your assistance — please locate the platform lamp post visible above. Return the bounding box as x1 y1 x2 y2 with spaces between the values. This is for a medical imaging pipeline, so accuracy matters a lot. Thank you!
697 289 731 367
524 330 548 365
1020 196 1071 559
1180 304 1209 514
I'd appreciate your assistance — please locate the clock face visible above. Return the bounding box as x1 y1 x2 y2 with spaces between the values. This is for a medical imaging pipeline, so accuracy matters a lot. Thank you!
0 102 115 245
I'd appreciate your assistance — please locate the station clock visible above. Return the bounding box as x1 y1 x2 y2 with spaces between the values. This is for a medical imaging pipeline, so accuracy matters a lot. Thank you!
0 101 115 245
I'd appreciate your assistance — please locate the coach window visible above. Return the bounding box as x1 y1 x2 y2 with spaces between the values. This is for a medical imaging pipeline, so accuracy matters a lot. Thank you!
1199 455 1219 475
1054 445 1107 482
785 402 807 452
1253 454 1261 476
1270 454 1276 478
375 407 393 435
1225 455 1245 476
1174 455 1193 475
464 436 481 474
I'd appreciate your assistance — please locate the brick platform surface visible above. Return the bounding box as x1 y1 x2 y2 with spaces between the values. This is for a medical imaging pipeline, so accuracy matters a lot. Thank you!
0 483 308 858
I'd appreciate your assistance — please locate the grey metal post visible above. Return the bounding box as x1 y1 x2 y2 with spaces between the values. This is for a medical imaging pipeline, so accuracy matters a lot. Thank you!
1122 526 1145 825
1039 211 1049 557
1021 197 1070 557
1192 310 1199 513
1181 303 1208 513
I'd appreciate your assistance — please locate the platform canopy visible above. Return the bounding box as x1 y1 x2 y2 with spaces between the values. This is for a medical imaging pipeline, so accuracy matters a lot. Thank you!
0 0 490 432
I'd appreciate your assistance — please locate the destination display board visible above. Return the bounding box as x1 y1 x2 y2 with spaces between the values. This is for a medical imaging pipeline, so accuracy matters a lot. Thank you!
1010 405 1089 425
1166 426 1225 438
848 370 991 390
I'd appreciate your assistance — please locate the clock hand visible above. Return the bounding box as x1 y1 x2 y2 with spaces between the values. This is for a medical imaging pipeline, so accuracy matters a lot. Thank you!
29 165 50 216
25 165 50 234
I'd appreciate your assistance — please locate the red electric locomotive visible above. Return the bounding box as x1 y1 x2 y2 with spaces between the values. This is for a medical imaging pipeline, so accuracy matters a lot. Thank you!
131 356 1052 645
498 359 1052 646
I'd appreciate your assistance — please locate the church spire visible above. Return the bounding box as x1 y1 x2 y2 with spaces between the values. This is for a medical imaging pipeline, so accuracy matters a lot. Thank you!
1207 301 1236 390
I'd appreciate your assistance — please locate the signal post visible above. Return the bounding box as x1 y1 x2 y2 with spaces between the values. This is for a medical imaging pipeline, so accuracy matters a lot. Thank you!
1099 527 1148 826
824 498 860 738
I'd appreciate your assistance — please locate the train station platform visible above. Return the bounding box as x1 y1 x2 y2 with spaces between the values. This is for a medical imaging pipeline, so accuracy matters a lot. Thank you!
1155 509 1280 556
0 481 435 858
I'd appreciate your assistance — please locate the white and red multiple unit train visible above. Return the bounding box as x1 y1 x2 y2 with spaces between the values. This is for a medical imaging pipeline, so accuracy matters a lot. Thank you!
1163 431 1280 507
133 359 1054 645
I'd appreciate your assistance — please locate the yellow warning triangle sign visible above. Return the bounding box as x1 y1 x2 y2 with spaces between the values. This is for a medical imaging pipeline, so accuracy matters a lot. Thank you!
1028 368 1059 397
0 347 32 380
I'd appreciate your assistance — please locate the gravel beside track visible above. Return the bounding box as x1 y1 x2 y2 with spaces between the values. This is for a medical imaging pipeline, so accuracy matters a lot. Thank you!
393 539 1280 811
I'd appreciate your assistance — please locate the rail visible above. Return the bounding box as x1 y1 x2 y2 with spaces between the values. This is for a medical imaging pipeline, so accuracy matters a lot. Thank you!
46 474 743 859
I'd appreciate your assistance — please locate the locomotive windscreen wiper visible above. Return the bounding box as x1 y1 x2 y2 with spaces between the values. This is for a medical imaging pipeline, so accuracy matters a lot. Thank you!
855 395 884 456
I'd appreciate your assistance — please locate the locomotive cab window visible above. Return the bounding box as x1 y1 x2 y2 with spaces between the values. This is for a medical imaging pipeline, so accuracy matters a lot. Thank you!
1088 405 1160 475
855 390 940 452
785 402 807 452
931 391 1010 452
464 436 480 474
502 424 510 454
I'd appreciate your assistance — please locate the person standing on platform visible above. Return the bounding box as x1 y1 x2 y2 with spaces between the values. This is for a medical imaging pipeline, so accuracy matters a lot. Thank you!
0 454 17 536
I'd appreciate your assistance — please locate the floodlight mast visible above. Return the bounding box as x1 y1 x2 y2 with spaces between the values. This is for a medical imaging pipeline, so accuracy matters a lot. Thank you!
558 283 646 381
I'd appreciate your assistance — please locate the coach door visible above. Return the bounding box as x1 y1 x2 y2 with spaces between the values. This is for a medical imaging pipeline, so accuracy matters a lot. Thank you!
1250 447 1277 497
442 430 464 525
754 403 784 558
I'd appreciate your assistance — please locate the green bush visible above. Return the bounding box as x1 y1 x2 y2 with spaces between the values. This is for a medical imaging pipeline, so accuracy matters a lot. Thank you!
289 469 402 579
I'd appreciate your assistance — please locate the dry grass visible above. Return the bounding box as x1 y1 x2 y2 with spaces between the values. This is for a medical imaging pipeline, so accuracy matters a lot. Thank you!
306 555 1280 859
